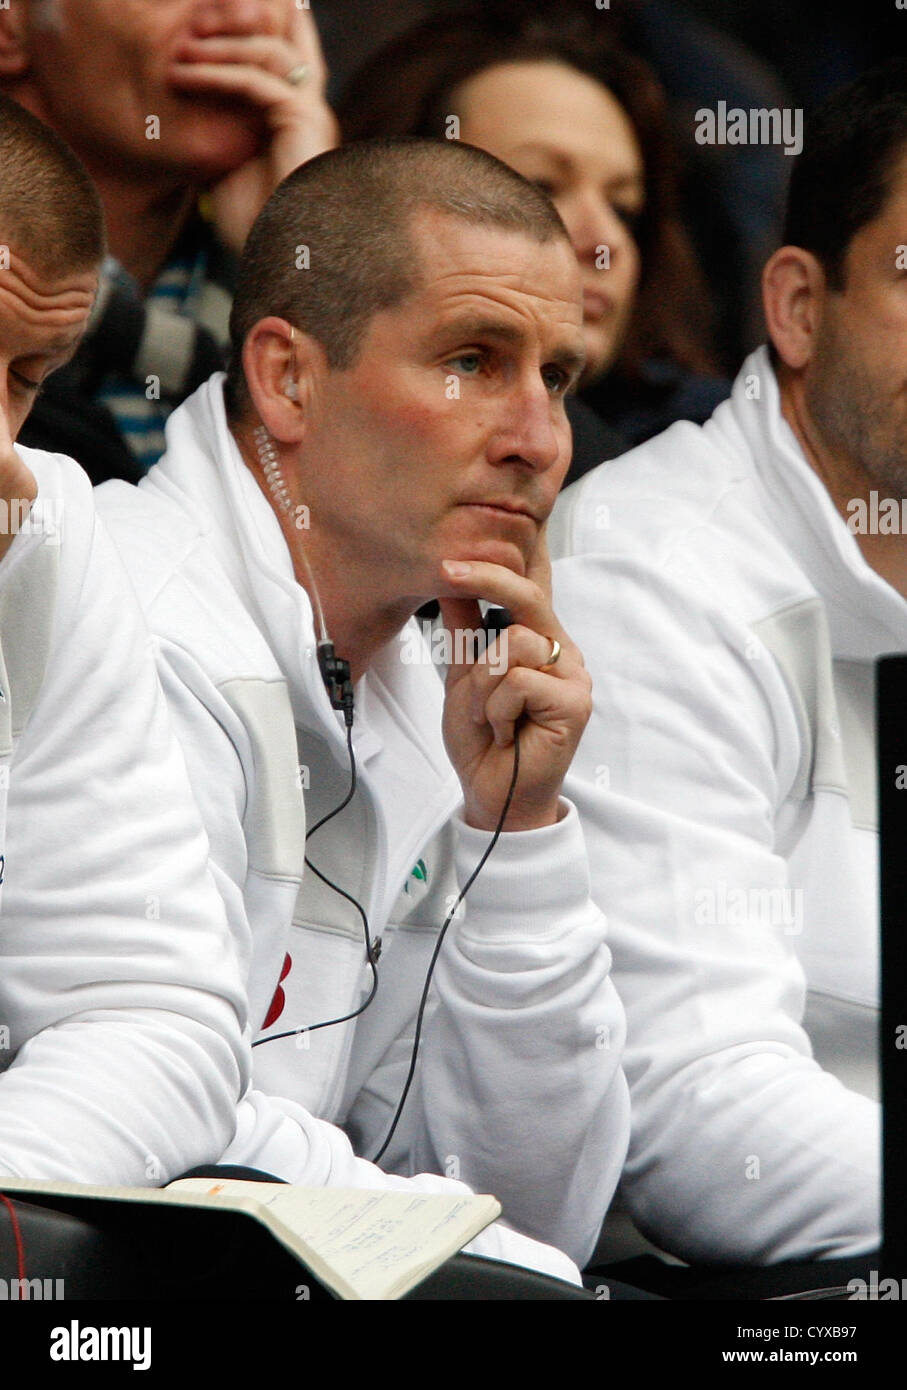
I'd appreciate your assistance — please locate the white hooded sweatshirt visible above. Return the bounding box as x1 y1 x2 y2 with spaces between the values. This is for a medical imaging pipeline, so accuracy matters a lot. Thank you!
97 374 631 1277
0 448 248 1183
550 347 893 1264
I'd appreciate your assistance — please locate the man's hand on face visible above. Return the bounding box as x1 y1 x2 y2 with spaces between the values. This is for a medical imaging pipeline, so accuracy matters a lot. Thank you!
439 532 593 833
0 407 36 566
169 5 338 256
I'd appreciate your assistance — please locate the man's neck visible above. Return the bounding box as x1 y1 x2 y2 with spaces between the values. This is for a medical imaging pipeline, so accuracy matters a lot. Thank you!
778 364 907 601
86 167 197 291
235 424 416 682
291 535 417 686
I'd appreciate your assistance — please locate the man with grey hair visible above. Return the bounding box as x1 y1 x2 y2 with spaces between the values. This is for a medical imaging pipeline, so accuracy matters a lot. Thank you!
0 0 337 481
97 138 631 1281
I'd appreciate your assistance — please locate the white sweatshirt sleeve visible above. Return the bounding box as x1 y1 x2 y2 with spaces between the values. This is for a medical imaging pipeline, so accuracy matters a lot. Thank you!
408 807 630 1268
555 551 879 1264
0 459 248 1183
225 1088 580 1283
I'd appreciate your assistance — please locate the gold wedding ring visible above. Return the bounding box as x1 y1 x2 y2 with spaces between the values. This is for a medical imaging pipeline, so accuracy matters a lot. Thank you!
285 63 312 86
540 637 562 670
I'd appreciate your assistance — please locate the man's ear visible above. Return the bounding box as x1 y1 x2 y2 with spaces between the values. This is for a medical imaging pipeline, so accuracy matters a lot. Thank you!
0 4 31 81
241 316 325 443
762 246 828 372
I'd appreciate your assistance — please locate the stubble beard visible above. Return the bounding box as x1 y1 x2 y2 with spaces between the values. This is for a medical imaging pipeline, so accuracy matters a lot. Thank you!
806 324 907 499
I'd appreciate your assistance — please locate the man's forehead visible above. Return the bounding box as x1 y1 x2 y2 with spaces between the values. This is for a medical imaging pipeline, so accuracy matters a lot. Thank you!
0 246 97 332
406 209 582 322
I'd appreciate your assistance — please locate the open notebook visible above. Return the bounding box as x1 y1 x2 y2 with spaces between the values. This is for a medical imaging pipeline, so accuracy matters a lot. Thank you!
0 1176 501 1301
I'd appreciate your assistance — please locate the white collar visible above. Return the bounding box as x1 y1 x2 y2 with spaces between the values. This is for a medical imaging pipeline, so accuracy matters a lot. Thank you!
726 347 907 657
151 375 458 785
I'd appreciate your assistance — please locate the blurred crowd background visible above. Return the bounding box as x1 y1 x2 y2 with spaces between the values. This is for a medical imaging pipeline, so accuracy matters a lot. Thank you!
16 0 901 486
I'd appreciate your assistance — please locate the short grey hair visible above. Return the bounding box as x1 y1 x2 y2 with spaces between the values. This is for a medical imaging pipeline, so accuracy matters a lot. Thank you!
226 136 569 417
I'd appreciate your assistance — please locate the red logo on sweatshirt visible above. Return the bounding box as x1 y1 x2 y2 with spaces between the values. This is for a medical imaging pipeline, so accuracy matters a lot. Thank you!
263 953 292 1029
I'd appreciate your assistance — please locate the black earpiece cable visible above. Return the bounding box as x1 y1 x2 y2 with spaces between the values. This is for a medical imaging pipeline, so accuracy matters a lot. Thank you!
371 728 521 1165
254 617 523 1174
253 698 380 1046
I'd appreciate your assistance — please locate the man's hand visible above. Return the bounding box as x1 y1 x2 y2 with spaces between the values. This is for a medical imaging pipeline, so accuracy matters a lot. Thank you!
438 534 593 832
169 6 338 255
0 407 36 566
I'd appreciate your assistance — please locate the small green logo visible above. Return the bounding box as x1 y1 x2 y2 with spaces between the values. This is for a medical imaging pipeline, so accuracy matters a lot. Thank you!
404 858 428 894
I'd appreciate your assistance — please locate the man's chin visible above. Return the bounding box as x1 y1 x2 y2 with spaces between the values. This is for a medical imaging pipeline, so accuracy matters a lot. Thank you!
448 510 540 570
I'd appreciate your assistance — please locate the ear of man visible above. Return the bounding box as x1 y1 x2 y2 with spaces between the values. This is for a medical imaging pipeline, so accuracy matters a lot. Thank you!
762 246 830 373
241 317 325 445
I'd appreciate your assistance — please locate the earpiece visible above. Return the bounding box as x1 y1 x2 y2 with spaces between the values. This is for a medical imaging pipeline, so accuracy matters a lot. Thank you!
284 325 299 400
253 423 293 515
253 420 353 722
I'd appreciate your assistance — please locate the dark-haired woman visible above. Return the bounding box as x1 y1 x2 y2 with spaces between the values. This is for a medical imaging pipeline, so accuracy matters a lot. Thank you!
339 13 730 483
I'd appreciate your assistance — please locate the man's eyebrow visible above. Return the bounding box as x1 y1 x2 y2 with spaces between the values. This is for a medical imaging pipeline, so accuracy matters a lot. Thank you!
434 314 585 381
33 332 85 363
434 315 527 347
435 315 584 360
47 332 85 353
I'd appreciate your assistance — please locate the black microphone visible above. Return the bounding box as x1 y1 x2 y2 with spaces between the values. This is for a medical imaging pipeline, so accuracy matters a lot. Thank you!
317 639 354 725
483 605 514 636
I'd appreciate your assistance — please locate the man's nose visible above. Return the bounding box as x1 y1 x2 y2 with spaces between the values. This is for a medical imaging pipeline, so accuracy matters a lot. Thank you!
488 379 563 474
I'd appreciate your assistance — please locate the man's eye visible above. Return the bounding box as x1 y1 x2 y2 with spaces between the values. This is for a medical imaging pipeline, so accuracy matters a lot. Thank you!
542 367 570 395
449 352 483 375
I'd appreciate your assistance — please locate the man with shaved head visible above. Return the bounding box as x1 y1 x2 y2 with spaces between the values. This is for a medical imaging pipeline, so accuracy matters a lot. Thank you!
0 93 248 1183
0 97 99 511
97 138 631 1283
